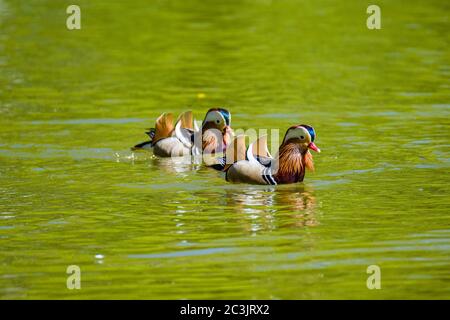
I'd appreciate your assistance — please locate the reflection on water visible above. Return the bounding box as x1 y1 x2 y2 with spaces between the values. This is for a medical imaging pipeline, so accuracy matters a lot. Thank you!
0 0 449 299
223 185 318 232
117 152 201 174
153 156 202 174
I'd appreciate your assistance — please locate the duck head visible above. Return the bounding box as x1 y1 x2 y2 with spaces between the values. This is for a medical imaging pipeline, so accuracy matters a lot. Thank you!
282 124 320 154
202 108 231 132
273 124 320 184
201 108 233 152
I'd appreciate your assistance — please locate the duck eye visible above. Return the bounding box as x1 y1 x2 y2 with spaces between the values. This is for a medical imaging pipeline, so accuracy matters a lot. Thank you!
216 119 220 124
300 136 304 139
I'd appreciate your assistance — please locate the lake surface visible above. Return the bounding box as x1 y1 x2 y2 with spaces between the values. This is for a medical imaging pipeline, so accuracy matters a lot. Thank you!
0 0 449 299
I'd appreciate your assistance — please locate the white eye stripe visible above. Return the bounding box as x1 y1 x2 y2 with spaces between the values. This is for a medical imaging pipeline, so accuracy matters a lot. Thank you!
283 127 311 143
204 111 226 125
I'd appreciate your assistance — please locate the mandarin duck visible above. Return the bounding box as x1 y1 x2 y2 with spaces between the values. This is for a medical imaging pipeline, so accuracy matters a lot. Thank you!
132 108 233 157
213 124 320 185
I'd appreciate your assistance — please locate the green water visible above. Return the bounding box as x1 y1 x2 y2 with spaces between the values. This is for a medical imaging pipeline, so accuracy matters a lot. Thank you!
0 0 449 299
